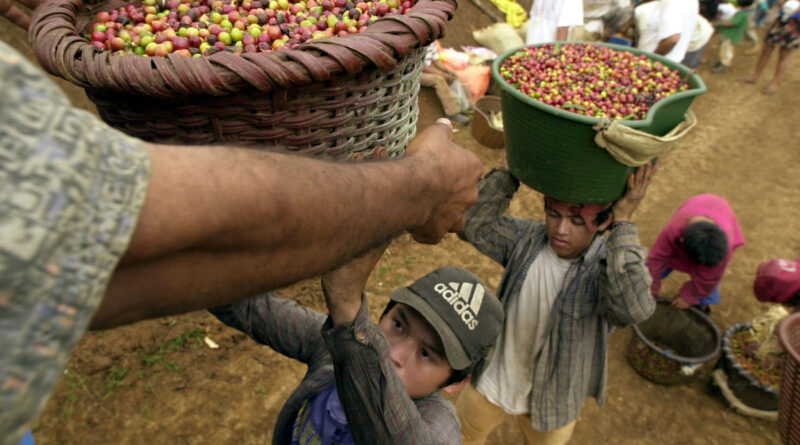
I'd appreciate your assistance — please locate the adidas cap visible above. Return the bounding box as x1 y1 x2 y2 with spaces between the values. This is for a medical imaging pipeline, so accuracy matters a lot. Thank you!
389 266 504 370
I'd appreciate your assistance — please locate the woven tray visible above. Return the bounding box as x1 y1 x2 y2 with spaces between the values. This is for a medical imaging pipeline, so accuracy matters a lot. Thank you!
28 0 456 159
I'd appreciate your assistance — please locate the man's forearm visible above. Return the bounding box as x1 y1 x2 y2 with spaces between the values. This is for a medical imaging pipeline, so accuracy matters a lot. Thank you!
654 34 680 55
124 144 434 263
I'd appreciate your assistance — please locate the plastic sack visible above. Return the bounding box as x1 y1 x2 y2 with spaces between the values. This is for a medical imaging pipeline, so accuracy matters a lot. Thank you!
455 65 492 102
438 48 470 71
593 110 697 166
461 46 498 65
473 23 525 57
450 78 473 113
488 0 527 28
516 19 529 41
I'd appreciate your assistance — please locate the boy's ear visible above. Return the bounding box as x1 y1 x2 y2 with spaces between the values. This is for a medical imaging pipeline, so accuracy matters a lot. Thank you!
441 375 471 394
597 215 613 232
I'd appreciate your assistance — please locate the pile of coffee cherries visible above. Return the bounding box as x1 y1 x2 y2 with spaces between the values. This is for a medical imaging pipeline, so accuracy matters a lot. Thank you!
499 43 690 120
87 0 415 56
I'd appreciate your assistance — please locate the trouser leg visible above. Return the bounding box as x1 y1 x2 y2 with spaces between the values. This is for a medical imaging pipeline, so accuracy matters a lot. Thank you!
517 415 577 445
455 383 509 445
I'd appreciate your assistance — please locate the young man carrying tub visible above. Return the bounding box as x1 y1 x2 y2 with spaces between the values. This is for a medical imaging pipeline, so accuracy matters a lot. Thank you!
455 164 658 445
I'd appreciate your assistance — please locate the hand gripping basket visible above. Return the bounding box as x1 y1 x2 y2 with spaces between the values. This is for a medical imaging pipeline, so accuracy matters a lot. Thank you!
28 0 456 159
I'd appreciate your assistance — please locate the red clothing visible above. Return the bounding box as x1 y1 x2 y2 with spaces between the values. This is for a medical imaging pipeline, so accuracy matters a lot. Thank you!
647 194 745 305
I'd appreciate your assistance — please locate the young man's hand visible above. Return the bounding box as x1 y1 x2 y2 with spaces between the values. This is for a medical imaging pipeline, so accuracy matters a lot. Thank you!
405 119 483 243
321 244 389 326
612 162 657 223
1 0 40 30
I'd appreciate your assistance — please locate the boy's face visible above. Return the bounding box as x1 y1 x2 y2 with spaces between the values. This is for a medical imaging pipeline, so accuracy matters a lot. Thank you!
545 205 601 259
379 303 454 399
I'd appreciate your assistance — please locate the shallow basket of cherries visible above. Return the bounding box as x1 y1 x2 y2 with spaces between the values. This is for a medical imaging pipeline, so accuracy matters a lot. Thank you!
87 0 415 57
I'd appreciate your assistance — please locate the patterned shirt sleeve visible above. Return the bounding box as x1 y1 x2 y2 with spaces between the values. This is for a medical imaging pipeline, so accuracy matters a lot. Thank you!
459 168 533 267
208 292 328 364
0 42 150 442
321 296 461 445
597 222 656 327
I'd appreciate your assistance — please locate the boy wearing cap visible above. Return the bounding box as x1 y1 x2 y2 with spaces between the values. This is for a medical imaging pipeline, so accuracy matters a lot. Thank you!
754 257 800 308
209 245 503 445
455 165 657 445
647 194 745 312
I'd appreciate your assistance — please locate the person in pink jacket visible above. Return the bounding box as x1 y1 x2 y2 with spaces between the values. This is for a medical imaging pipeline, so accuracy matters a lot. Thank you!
647 194 745 312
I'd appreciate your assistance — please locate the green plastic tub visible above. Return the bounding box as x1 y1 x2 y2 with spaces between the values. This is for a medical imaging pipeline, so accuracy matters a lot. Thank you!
492 42 707 203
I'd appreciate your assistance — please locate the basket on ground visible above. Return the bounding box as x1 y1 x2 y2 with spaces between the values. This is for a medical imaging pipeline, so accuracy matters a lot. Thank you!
628 298 721 385
717 323 780 412
29 0 456 160
491 42 706 203
778 313 800 444
471 95 504 148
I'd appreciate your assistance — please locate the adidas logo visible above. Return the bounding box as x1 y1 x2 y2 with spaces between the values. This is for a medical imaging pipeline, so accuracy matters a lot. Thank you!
434 281 484 331
778 259 797 273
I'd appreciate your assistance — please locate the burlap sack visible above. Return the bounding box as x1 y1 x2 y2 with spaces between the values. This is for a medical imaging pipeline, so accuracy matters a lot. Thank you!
593 110 697 167
473 23 525 57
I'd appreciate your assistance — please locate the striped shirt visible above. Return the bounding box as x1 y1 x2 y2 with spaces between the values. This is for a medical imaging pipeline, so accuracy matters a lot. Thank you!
459 168 655 431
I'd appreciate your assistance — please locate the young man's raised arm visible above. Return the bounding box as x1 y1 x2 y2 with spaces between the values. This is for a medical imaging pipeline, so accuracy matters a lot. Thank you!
599 164 657 327
319 247 461 445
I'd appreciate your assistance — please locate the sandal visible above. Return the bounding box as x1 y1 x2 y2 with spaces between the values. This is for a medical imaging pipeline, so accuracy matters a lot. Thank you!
762 86 777 95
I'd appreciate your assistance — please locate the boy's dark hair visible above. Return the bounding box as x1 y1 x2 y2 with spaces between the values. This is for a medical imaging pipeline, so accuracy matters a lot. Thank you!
682 221 728 267
596 206 614 234
542 200 614 233
380 301 474 387
787 289 800 307
737 0 755 8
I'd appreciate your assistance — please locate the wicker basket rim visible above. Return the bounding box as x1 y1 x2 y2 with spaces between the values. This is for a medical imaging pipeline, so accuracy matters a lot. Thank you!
28 0 455 98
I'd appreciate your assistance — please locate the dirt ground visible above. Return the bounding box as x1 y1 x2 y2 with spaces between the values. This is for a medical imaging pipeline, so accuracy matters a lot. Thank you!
3 1 799 443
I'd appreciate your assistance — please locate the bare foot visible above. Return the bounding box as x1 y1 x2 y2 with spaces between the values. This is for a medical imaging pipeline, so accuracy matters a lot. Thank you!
740 77 757 84
762 86 777 95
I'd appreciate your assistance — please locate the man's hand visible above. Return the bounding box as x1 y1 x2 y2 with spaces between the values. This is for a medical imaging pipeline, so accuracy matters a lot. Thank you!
404 118 483 244
612 162 657 223
671 296 690 310
321 244 389 326
1 0 40 30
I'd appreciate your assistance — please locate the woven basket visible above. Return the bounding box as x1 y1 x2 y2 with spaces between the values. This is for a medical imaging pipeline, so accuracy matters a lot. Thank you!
471 95 504 149
28 0 456 159
718 323 780 412
778 313 800 445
